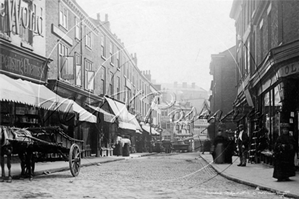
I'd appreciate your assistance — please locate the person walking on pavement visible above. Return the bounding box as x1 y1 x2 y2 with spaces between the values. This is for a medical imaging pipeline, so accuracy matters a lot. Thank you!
237 124 249 166
211 130 227 164
273 123 296 182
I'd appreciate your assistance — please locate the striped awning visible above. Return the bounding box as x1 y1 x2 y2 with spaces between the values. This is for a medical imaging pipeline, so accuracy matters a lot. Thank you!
0 74 96 123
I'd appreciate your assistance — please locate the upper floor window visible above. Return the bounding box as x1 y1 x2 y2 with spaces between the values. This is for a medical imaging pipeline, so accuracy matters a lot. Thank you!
59 43 74 80
85 26 92 49
109 71 114 96
75 17 80 39
116 48 120 68
75 53 82 86
109 41 114 65
84 59 94 91
100 66 106 95
59 7 68 30
0 1 9 36
117 76 120 100
101 35 106 58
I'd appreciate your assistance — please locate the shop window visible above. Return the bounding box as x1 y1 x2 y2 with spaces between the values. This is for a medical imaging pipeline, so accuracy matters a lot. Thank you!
263 85 282 150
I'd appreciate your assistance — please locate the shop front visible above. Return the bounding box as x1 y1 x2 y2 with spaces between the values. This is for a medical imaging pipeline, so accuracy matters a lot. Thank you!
102 96 142 155
250 40 299 165
0 41 97 150
47 80 101 157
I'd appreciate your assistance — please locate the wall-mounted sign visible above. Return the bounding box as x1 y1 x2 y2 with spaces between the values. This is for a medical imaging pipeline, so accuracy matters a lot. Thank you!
277 62 298 78
0 45 47 82
0 0 44 37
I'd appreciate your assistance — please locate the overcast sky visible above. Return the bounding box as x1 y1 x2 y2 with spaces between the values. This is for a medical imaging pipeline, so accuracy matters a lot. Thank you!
76 0 236 91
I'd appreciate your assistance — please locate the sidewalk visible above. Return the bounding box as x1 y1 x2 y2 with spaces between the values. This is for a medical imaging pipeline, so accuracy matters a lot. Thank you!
8 153 153 179
200 152 299 198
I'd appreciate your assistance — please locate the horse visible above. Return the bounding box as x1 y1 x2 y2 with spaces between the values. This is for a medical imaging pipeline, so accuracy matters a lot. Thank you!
0 126 34 182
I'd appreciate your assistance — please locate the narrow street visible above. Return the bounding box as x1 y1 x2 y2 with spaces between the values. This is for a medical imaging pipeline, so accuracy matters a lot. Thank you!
1 153 285 199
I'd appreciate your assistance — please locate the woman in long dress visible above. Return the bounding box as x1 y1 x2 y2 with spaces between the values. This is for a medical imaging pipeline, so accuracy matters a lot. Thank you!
273 123 296 181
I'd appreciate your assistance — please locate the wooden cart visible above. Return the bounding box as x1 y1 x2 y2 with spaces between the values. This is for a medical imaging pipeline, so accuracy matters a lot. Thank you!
26 126 83 177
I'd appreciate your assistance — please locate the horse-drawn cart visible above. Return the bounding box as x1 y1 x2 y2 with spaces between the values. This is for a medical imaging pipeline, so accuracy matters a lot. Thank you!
26 126 83 177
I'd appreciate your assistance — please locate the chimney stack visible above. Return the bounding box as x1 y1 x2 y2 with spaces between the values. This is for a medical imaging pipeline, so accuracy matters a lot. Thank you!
97 13 100 21
104 14 110 30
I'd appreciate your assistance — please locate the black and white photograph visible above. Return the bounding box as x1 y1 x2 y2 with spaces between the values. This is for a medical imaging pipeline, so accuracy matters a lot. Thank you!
0 0 298 198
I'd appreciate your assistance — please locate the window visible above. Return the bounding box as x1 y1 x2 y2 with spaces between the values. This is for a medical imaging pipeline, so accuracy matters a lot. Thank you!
116 48 120 68
109 41 114 65
75 17 80 39
100 66 106 95
0 1 9 36
84 60 94 91
259 19 264 64
59 43 74 80
117 76 120 100
101 35 106 58
75 53 82 86
19 1 33 45
59 7 68 29
109 71 114 96
85 27 92 48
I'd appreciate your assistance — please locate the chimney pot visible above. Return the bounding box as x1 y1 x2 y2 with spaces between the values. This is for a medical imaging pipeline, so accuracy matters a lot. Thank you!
97 13 100 21
105 14 108 21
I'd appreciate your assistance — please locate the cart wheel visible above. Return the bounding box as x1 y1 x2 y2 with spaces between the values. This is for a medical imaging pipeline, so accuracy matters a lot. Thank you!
69 143 81 177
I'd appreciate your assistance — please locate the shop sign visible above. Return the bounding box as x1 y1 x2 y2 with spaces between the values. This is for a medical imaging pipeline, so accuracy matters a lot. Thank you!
277 62 298 78
0 0 44 37
0 46 47 81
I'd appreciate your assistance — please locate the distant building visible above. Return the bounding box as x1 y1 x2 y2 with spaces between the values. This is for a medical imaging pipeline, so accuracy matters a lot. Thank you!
159 82 210 141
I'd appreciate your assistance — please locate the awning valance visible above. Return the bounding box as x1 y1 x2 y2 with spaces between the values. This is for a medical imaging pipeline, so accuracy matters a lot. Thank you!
105 97 142 132
141 124 160 135
0 74 96 123
87 104 116 123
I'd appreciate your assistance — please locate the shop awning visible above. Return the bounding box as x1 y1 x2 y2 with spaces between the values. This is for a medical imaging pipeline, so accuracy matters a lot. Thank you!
87 105 116 123
220 110 235 123
69 101 97 123
141 124 160 135
105 97 142 133
0 74 96 123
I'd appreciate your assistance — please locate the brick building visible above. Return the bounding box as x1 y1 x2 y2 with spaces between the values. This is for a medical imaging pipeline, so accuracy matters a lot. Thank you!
209 46 237 140
229 0 298 163
44 0 161 156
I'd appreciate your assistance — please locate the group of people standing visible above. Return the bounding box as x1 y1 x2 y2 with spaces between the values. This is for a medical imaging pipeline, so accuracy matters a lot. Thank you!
211 123 297 182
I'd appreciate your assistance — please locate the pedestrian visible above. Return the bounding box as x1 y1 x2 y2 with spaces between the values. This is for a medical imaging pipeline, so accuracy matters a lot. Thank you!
273 123 296 182
224 131 234 164
236 124 249 166
211 130 227 164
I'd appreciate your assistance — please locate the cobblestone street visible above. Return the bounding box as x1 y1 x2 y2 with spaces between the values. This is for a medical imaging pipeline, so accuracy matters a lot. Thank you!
0 153 288 199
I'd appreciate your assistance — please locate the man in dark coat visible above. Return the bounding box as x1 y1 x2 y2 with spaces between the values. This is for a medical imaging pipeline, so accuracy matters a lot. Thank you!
273 123 296 181
236 124 249 166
